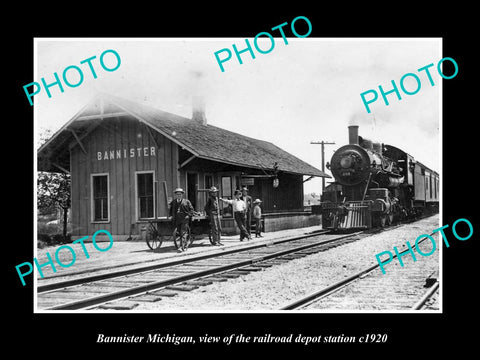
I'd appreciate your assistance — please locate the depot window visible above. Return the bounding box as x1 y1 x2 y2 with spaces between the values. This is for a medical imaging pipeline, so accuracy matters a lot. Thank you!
91 173 109 222
137 171 155 219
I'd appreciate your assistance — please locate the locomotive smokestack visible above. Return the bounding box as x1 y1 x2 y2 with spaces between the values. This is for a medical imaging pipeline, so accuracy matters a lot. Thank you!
348 125 359 145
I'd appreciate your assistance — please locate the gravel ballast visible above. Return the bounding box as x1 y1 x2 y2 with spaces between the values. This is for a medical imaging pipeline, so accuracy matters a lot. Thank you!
129 215 441 312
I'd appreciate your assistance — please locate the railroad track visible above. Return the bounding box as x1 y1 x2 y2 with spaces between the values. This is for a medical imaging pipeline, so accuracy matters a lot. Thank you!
279 234 440 311
38 228 384 311
411 280 440 310
38 229 332 291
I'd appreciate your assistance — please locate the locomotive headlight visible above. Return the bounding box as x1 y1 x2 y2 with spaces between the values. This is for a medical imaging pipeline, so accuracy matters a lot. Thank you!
340 156 353 168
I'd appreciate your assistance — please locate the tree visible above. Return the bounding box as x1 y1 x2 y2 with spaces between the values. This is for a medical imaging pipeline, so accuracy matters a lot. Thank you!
38 127 52 149
37 171 71 242
37 127 72 242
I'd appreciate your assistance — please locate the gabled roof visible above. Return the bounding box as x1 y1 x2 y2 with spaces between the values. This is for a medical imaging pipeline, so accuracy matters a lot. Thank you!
38 94 329 178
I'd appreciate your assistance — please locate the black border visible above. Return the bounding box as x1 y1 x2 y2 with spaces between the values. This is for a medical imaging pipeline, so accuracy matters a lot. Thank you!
8 6 476 354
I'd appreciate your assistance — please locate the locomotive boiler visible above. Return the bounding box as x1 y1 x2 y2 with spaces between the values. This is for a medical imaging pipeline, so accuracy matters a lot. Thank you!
321 125 439 230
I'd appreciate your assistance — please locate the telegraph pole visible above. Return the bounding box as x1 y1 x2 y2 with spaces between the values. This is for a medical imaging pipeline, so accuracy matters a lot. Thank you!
310 140 335 192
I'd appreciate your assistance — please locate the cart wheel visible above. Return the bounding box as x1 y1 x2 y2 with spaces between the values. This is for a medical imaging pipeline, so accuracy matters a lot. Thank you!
173 225 192 250
208 229 216 245
186 230 194 249
146 226 163 250
147 235 164 250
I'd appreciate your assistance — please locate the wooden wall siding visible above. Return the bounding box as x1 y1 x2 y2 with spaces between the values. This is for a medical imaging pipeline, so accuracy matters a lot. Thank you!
177 169 223 213
258 174 303 212
70 116 179 236
180 157 304 213
182 169 303 214
178 159 304 214
69 115 306 236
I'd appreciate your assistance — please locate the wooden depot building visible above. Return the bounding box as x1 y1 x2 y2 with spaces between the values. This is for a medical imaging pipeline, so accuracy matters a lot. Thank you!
38 94 329 240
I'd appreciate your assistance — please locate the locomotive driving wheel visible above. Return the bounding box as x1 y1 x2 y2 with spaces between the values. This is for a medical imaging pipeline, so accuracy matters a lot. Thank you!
379 215 387 227
373 214 388 227
388 213 394 225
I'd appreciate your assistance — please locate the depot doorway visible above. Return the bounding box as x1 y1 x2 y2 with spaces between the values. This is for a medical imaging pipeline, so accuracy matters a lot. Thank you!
186 172 198 210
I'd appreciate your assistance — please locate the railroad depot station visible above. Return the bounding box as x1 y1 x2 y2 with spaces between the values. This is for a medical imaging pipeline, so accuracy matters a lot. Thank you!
38 94 329 241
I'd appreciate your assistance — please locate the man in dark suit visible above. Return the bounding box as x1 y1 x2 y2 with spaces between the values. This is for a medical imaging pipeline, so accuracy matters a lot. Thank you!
169 188 195 251
204 186 222 246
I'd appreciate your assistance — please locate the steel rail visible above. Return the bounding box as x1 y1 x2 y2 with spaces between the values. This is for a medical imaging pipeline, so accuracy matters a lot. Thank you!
38 229 330 293
42 231 364 310
411 281 440 310
280 264 379 310
39 214 421 292
280 233 436 310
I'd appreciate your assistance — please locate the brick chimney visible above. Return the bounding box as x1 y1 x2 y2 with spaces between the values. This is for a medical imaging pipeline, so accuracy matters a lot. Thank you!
192 95 207 125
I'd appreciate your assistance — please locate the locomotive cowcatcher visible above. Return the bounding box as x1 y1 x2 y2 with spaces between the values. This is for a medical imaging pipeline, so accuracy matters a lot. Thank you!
321 125 439 230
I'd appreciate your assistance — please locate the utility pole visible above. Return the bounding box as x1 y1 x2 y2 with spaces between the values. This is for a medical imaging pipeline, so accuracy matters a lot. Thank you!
310 140 335 193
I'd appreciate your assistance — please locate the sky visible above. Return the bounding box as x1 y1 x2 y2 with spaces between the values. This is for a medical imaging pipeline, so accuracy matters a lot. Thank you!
34 38 441 194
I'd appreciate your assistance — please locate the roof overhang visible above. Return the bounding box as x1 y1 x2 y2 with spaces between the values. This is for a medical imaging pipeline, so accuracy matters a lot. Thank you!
38 94 330 178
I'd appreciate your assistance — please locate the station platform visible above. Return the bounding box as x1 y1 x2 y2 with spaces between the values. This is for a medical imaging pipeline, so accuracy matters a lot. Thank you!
35 225 324 285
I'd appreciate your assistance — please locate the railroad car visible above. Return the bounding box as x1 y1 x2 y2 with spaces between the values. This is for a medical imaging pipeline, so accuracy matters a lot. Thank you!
321 125 439 230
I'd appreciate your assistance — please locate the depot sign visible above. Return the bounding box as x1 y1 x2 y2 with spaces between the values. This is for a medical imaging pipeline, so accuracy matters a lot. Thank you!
97 146 157 161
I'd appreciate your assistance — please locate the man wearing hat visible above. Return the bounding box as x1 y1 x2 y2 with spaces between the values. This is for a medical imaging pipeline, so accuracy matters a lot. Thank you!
204 186 222 246
252 199 263 238
241 186 253 238
168 188 195 251
220 189 250 241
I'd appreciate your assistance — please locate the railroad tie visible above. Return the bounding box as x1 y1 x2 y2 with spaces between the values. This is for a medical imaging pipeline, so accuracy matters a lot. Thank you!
247 263 273 268
214 272 243 279
185 279 214 286
148 289 179 297
425 270 439 288
238 266 264 272
206 277 229 282
97 301 139 310
165 284 199 291
132 294 163 302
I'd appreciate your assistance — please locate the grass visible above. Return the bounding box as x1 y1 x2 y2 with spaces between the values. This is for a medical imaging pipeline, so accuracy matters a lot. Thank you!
37 214 72 248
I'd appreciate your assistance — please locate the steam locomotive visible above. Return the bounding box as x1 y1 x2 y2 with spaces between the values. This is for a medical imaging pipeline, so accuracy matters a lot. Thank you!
321 125 439 230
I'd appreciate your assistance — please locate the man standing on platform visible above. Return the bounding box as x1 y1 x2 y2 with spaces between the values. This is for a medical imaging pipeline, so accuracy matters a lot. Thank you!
220 189 250 241
168 188 195 252
252 198 264 238
241 186 253 238
204 186 223 246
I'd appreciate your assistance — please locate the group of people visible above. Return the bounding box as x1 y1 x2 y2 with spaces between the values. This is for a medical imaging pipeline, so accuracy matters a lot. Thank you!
215 186 264 243
168 186 263 252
